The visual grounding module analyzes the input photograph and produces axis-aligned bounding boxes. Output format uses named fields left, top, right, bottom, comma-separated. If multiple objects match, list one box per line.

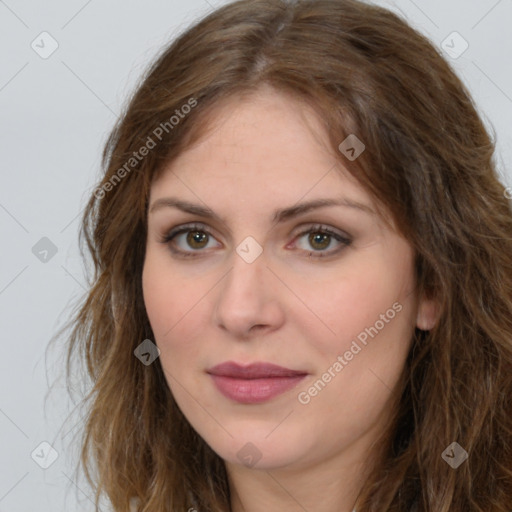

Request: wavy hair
left=64, top=0, right=512, bottom=510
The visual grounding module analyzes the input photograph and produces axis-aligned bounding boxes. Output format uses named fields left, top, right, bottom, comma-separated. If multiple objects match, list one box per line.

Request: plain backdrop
left=1, top=0, right=511, bottom=510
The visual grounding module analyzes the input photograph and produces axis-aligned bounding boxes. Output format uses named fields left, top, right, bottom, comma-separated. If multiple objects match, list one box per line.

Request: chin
left=201, top=424, right=312, bottom=470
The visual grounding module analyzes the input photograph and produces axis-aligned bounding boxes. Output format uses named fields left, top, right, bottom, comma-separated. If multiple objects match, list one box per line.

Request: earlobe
left=416, top=297, right=440, bottom=331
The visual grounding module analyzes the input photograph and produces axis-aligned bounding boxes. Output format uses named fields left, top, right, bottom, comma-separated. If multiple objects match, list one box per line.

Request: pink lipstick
left=207, top=361, right=307, bottom=404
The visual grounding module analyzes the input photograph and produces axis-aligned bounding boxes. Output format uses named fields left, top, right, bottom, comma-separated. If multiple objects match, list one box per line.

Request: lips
left=208, top=361, right=307, bottom=379
left=207, top=361, right=308, bottom=404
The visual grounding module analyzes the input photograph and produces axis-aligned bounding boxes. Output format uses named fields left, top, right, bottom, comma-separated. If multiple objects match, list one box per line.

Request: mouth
left=206, top=361, right=308, bottom=404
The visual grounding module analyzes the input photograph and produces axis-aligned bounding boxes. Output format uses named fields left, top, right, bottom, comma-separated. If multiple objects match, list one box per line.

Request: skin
left=142, top=86, right=438, bottom=512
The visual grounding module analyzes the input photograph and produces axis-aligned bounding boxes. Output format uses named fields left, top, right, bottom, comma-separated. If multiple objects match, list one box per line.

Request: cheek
left=293, top=254, right=412, bottom=357
left=315, top=257, right=416, bottom=397
left=296, top=269, right=415, bottom=435
left=142, top=260, right=175, bottom=336
left=142, top=247, right=195, bottom=334
left=142, top=251, right=209, bottom=366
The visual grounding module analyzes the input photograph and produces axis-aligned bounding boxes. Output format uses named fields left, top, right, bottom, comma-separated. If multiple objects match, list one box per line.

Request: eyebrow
left=149, top=196, right=376, bottom=223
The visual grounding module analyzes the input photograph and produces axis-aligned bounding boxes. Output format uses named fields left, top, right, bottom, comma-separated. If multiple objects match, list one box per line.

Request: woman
left=65, top=0, right=512, bottom=510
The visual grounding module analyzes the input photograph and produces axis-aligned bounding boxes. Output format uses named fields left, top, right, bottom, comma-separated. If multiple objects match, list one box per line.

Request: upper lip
left=207, top=361, right=308, bottom=379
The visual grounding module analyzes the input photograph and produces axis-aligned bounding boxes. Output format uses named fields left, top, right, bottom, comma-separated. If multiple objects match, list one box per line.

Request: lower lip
left=209, top=374, right=307, bottom=404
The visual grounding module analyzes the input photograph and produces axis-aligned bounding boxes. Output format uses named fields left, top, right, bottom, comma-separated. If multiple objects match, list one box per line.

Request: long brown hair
left=63, top=0, right=512, bottom=510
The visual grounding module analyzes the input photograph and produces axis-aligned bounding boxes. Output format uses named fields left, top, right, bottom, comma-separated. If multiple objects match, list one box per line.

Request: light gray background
left=1, top=0, right=511, bottom=510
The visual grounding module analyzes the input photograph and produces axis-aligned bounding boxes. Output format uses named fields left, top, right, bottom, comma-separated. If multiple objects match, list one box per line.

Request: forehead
left=153, top=87, right=365, bottom=199
left=148, top=87, right=398, bottom=233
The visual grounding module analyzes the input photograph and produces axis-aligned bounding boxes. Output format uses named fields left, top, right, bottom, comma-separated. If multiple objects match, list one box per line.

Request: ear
left=416, top=296, right=440, bottom=331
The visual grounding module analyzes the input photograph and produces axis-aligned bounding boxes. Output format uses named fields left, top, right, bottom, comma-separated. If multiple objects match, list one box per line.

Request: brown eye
left=308, top=232, right=331, bottom=250
left=293, top=225, right=352, bottom=258
left=161, top=223, right=221, bottom=257
left=186, top=230, right=209, bottom=249
left=161, top=223, right=351, bottom=260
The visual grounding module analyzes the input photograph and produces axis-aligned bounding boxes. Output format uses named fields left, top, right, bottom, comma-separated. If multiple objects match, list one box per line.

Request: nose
left=213, top=247, right=286, bottom=340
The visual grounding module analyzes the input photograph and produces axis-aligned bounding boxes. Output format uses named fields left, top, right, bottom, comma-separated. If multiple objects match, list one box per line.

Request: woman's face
left=142, top=87, right=436, bottom=472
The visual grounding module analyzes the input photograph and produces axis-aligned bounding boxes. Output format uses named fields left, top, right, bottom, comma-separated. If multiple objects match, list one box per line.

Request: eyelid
left=160, top=221, right=352, bottom=258
left=160, top=222, right=222, bottom=255
left=289, top=224, right=352, bottom=256
left=291, top=223, right=350, bottom=241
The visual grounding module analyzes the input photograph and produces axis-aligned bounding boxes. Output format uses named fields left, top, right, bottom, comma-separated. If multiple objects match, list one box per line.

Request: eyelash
left=160, top=222, right=352, bottom=259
